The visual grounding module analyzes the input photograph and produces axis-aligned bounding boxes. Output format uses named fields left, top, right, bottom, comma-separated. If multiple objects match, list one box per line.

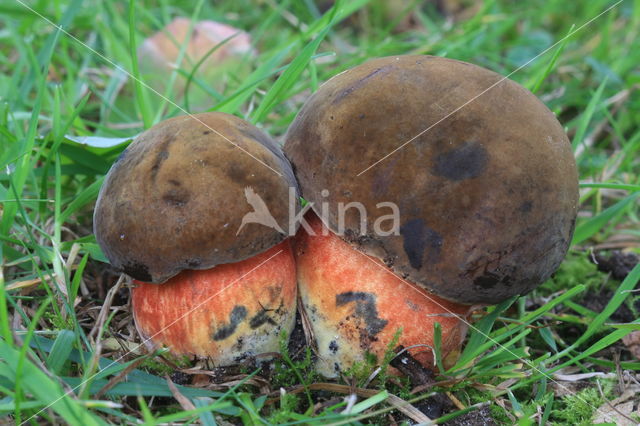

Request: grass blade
left=574, top=262, right=640, bottom=346
left=250, top=6, right=338, bottom=123
left=572, top=77, right=608, bottom=154
left=572, top=192, right=640, bottom=245
left=128, top=0, right=153, bottom=128
left=46, top=329, right=76, bottom=375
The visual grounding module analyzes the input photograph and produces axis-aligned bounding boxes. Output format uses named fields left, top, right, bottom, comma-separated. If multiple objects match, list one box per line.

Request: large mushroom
left=94, top=112, right=299, bottom=364
left=294, top=212, right=469, bottom=377
left=285, top=55, right=578, bottom=376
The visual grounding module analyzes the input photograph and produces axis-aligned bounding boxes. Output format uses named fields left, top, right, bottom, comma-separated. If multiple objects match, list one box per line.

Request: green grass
left=1, top=0, right=639, bottom=424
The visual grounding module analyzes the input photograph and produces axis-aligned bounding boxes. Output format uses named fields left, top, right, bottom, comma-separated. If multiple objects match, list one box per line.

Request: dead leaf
left=166, top=375, right=196, bottom=411
left=592, top=385, right=640, bottom=425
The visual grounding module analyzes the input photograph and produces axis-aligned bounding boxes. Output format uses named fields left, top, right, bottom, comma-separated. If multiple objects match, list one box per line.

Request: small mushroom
left=285, top=55, right=578, bottom=375
left=132, top=240, right=296, bottom=364
left=94, top=112, right=299, bottom=363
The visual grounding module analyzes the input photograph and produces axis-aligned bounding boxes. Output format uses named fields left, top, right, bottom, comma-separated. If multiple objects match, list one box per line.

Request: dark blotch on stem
left=249, top=310, right=277, bottom=329
left=336, top=291, right=388, bottom=335
left=213, top=306, right=248, bottom=341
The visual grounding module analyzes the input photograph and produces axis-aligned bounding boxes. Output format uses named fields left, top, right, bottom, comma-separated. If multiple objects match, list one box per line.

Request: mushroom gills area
left=294, top=214, right=469, bottom=378
left=132, top=241, right=296, bottom=365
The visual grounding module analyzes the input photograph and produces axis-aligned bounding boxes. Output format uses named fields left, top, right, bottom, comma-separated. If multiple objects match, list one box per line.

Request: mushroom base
left=132, top=241, right=297, bottom=366
left=294, top=214, right=469, bottom=378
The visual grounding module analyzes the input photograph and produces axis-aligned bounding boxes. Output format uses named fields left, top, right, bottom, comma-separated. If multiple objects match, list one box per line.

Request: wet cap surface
left=94, top=112, right=299, bottom=283
left=285, top=55, right=579, bottom=304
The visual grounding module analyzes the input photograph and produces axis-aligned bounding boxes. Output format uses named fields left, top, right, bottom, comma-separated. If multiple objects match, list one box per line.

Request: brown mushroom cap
left=284, top=55, right=578, bottom=305
left=94, top=112, right=299, bottom=283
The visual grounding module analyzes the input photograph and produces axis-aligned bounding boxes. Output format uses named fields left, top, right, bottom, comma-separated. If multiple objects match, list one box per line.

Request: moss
left=540, top=251, right=604, bottom=294
left=267, top=392, right=301, bottom=423
left=140, top=358, right=175, bottom=376
left=271, top=331, right=317, bottom=389
left=343, top=351, right=379, bottom=386
left=550, top=381, right=614, bottom=425
left=44, top=312, right=74, bottom=331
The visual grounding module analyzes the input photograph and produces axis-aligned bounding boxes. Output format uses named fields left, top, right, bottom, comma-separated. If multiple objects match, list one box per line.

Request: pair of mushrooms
left=94, top=56, right=578, bottom=376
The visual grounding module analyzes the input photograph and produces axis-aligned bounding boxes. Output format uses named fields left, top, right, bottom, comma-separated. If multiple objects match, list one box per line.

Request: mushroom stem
left=132, top=240, right=297, bottom=365
left=293, top=213, right=470, bottom=378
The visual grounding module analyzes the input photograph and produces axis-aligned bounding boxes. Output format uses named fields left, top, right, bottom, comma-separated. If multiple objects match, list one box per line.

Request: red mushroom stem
left=293, top=213, right=470, bottom=377
left=132, top=240, right=297, bottom=365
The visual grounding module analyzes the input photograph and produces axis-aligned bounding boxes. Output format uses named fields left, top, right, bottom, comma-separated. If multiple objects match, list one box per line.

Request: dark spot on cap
left=168, top=179, right=181, bottom=186
left=400, top=219, right=443, bottom=270
left=519, top=200, right=533, bottom=213
left=474, top=272, right=500, bottom=289
left=249, top=309, right=277, bottom=329
left=329, top=340, right=339, bottom=354
left=150, top=150, right=169, bottom=181
left=149, top=133, right=176, bottom=181
left=203, top=130, right=211, bottom=135
left=432, top=141, right=488, bottom=181
left=474, top=272, right=513, bottom=289
left=213, top=305, right=247, bottom=341
left=332, top=65, right=392, bottom=104
left=226, top=162, right=247, bottom=183
left=162, top=188, right=190, bottom=207
left=336, top=291, right=388, bottom=335
left=123, top=261, right=152, bottom=282
left=186, top=258, right=201, bottom=268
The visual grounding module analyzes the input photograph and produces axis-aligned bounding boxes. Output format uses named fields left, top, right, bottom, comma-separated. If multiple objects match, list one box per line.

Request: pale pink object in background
left=138, top=17, right=254, bottom=110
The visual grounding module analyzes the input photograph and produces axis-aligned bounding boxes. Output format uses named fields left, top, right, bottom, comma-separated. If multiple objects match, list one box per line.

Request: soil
left=443, top=406, right=497, bottom=426
left=593, top=251, right=639, bottom=281
left=287, top=310, right=312, bottom=362
left=390, top=345, right=452, bottom=419
left=584, top=289, right=636, bottom=323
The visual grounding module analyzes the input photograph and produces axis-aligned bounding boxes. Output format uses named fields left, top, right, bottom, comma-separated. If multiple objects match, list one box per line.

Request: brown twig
left=596, top=379, right=638, bottom=424
left=166, top=375, right=196, bottom=411
left=89, top=274, right=126, bottom=341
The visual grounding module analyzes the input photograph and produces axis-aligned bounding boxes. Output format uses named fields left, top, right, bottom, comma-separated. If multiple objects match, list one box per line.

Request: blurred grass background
left=0, top=0, right=639, bottom=424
